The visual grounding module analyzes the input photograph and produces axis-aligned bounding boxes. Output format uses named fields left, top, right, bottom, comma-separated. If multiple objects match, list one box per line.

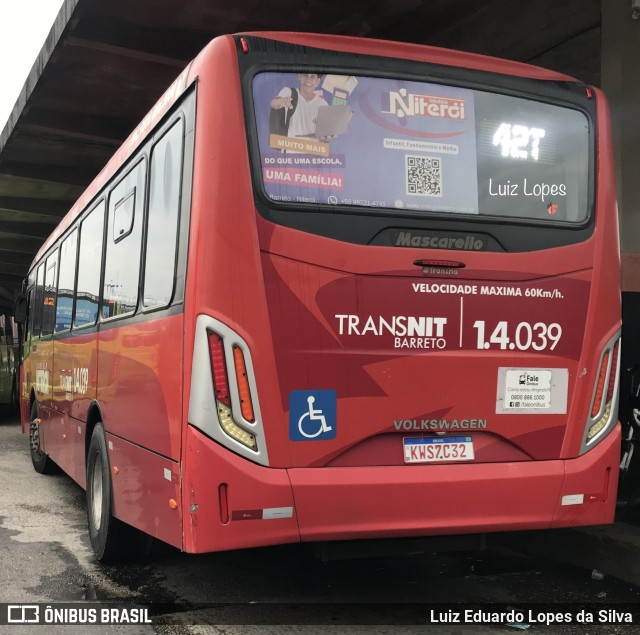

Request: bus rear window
left=251, top=72, right=590, bottom=223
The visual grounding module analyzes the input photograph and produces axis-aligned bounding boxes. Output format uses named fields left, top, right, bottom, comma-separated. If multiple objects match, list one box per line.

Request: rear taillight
left=590, top=350, right=610, bottom=419
left=233, top=345, right=255, bottom=422
left=208, top=331, right=230, bottom=406
left=207, top=329, right=257, bottom=451
left=585, top=336, right=620, bottom=448
left=607, top=343, right=619, bottom=403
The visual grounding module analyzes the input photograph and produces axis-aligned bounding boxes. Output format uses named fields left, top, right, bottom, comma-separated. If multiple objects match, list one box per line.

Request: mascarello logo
left=394, top=231, right=486, bottom=251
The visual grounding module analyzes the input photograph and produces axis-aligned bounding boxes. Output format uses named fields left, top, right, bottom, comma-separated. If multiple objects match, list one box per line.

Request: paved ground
left=498, top=523, right=640, bottom=589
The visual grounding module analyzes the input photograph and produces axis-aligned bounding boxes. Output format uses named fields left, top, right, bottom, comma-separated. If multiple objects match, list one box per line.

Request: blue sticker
left=289, top=390, right=337, bottom=441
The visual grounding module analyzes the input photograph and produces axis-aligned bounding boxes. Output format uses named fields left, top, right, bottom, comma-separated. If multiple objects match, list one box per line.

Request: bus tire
left=86, top=423, right=128, bottom=562
left=29, top=402, right=56, bottom=474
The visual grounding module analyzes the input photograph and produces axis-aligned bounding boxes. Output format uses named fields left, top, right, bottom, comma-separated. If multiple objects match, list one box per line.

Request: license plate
left=403, top=436, right=474, bottom=464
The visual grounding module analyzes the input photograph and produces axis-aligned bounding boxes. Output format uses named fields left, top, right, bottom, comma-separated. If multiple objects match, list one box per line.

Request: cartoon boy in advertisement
left=253, top=72, right=479, bottom=210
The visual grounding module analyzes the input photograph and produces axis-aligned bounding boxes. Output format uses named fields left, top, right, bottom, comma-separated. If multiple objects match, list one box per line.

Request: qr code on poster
left=405, top=155, right=442, bottom=197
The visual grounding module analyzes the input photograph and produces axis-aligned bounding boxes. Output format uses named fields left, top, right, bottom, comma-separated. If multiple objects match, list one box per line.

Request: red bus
left=17, top=32, right=621, bottom=561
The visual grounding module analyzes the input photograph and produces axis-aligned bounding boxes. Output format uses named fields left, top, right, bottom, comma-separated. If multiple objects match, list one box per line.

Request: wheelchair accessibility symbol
left=289, top=390, right=337, bottom=441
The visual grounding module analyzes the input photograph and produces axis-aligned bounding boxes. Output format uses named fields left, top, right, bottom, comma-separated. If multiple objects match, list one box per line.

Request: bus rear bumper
left=183, top=423, right=620, bottom=552
left=290, top=424, right=621, bottom=541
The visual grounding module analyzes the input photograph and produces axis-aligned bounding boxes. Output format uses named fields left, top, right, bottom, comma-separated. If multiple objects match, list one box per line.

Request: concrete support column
left=601, top=0, right=640, bottom=289
left=602, top=1, right=640, bottom=411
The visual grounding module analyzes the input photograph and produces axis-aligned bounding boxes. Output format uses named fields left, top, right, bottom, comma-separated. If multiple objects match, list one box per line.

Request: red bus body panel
left=180, top=34, right=620, bottom=551
left=97, top=315, right=184, bottom=461
left=106, top=430, right=182, bottom=547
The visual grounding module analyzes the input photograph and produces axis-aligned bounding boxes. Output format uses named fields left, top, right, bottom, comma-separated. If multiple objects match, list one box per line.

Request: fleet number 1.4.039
left=473, top=320, right=562, bottom=351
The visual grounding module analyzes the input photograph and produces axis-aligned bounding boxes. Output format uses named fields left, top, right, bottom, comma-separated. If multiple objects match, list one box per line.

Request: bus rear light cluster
left=207, top=330, right=257, bottom=451
left=190, top=316, right=268, bottom=465
left=584, top=336, right=620, bottom=449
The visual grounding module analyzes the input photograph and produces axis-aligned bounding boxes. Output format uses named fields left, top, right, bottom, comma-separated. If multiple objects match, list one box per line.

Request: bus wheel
left=86, top=424, right=156, bottom=561
left=86, top=423, right=123, bottom=561
left=86, top=422, right=152, bottom=561
left=29, top=402, right=55, bottom=474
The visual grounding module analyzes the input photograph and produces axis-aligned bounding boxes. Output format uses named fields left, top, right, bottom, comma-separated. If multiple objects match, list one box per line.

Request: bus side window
left=143, top=119, right=185, bottom=309
left=102, top=159, right=146, bottom=319
left=33, top=264, right=45, bottom=339
left=41, top=251, right=59, bottom=338
left=56, top=230, right=78, bottom=334
left=75, top=201, right=105, bottom=329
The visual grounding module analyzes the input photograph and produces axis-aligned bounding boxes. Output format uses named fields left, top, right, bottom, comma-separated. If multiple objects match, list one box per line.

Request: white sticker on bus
left=35, top=369, right=49, bottom=395
left=496, top=368, right=568, bottom=415
left=60, top=373, right=73, bottom=401
left=505, top=370, right=552, bottom=409
left=73, top=367, right=89, bottom=395
left=263, top=507, right=294, bottom=519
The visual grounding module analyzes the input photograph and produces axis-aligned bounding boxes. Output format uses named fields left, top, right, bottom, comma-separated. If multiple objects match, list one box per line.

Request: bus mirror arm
left=14, top=295, right=27, bottom=324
